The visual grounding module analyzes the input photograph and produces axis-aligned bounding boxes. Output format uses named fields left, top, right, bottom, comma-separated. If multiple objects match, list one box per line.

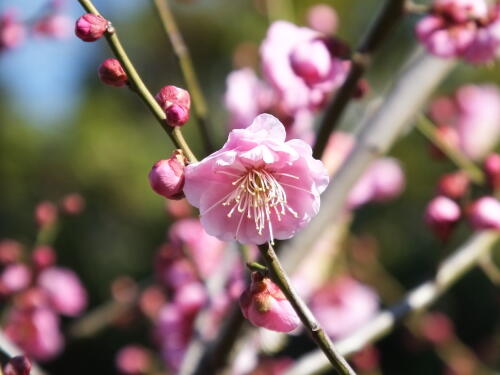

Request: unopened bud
left=3, top=356, right=31, bottom=375
left=60, top=193, right=85, bottom=215
left=420, top=312, right=454, bottom=344
left=290, top=38, right=332, bottom=85
left=148, top=150, right=186, bottom=199
left=306, top=4, right=338, bottom=35
left=75, top=13, right=108, bottom=42
left=436, top=171, right=470, bottom=200
left=155, top=86, right=191, bottom=127
left=467, top=196, right=500, bottom=230
left=239, top=272, right=300, bottom=333
left=115, top=345, right=151, bottom=375
left=32, top=246, right=56, bottom=269
left=34, top=201, right=58, bottom=228
left=484, top=153, right=500, bottom=191
left=425, top=196, right=461, bottom=241
left=98, top=58, right=128, bottom=87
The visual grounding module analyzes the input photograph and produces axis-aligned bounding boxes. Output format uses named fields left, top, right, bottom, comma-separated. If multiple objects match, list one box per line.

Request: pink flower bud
left=34, top=201, right=58, bottom=228
left=33, top=14, right=72, bottom=39
left=74, top=13, right=108, bottom=42
left=3, top=356, right=31, bottom=375
left=0, top=240, right=22, bottom=265
left=467, top=196, right=500, bottom=230
left=155, top=86, right=191, bottom=127
left=239, top=272, right=300, bottom=333
left=173, top=282, right=207, bottom=315
left=0, top=11, right=26, bottom=52
left=0, top=264, right=31, bottom=294
left=425, top=196, right=461, bottom=241
left=306, top=4, right=338, bottom=35
left=483, top=153, right=500, bottom=191
left=98, top=58, right=128, bottom=87
left=60, top=193, right=85, bottom=215
left=290, top=38, right=332, bottom=85
left=32, top=246, right=56, bottom=270
left=436, top=171, right=470, bottom=199
left=419, top=312, right=454, bottom=344
left=148, top=150, right=186, bottom=199
left=115, top=345, right=151, bottom=375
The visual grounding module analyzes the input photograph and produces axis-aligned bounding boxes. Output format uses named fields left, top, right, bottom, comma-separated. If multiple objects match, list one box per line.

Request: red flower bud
left=155, top=86, right=191, bottom=127
left=149, top=150, right=186, bottom=199
left=98, top=58, right=128, bottom=87
left=75, top=13, right=108, bottom=42
left=34, top=201, right=58, bottom=228
left=436, top=171, right=470, bottom=200
left=483, top=153, right=500, bottom=191
left=425, top=196, right=461, bottom=241
left=32, top=246, right=56, bottom=269
left=239, top=272, right=300, bottom=333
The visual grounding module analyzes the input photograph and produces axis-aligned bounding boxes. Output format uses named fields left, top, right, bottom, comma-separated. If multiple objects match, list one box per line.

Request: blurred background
left=0, top=0, right=499, bottom=374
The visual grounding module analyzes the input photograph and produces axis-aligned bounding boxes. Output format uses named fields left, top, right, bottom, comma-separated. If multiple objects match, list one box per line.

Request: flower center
left=222, top=169, right=298, bottom=243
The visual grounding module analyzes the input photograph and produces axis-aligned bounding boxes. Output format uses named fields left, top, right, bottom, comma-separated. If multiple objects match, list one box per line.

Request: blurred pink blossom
left=306, top=4, right=338, bottom=35
left=115, top=345, right=152, bottom=375
left=309, top=276, right=379, bottom=339
left=240, top=272, right=300, bottom=333
left=3, top=356, right=32, bottom=375
left=436, top=171, right=470, bottom=200
left=0, top=240, right=22, bottom=264
left=4, top=307, right=64, bottom=361
left=169, top=218, right=225, bottom=277
left=0, top=264, right=31, bottom=294
left=425, top=196, right=461, bottom=241
left=173, top=282, right=207, bottom=315
left=260, top=21, right=350, bottom=114
left=467, top=196, right=500, bottom=230
left=38, top=267, right=87, bottom=316
left=60, top=193, right=85, bottom=215
left=483, top=153, right=500, bottom=191
left=33, top=14, right=72, bottom=39
left=184, top=114, right=329, bottom=245
left=0, top=11, right=25, bottom=52
left=32, top=246, right=57, bottom=270
left=34, top=201, right=58, bottom=228
left=419, top=312, right=455, bottom=344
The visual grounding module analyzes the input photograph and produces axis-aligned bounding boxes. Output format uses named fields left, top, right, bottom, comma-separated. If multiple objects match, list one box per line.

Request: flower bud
left=306, top=4, right=338, bottom=35
left=32, top=246, right=56, bottom=269
left=75, top=13, right=108, bottom=42
left=115, top=345, right=151, bottom=375
left=60, top=193, right=85, bottom=215
left=34, top=201, right=58, bottom=228
left=425, top=196, right=461, bottom=241
left=239, top=272, right=300, bottom=333
left=467, top=196, right=500, bottom=230
left=419, top=312, right=454, bottom=344
left=155, top=86, right=191, bottom=127
left=0, top=264, right=31, bottom=294
left=0, top=11, right=26, bottom=52
left=3, top=356, right=31, bottom=375
left=98, top=58, right=128, bottom=87
left=290, top=38, right=332, bottom=85
left=483, top=153, right=500, bottom=191
left=436, top=171, right=470, bottom=200
left=149, top=150, right=186, bottom=199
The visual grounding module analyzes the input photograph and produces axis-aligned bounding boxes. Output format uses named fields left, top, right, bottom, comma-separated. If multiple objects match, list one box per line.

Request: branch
left=280, top=49, right=456, bottom=265
left=77, top=0, right=198, bottom=163
left=258, top=243, right=356, bottom=375
left=152, top=0, right=215, bottom=155
left=284, top=231, right=500, bottom=375
left=313, top=0, right=406, bottom=158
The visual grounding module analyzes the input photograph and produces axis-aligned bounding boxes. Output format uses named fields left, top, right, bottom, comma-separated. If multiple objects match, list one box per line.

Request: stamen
left=220, top=168, right=300, bottom=243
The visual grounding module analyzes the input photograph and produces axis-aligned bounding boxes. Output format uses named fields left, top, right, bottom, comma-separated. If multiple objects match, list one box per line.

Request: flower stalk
left=258, top=243, right=356, bottom=375
left=77, top=0, right=198, bottom=163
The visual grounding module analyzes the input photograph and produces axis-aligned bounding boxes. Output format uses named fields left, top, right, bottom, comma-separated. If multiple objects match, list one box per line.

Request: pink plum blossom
left=240, top=272, right=300, bottom=333
left=183, top=114, right=329, bottom=245
left=306, top=4, right=338, bottom=35
left=467, top=196, right=500, bottom=230
left=309, top=276, right=379, bottom=339
left=484, top=153, right=500, bottom=191
left=260, top=21, right=350, bottom=114
left=33, top=14, right=72, bottom=39
left=4, top=307, right=64, bottom=361
left=38, top=267, right=88, bottom=316
left=436, top=171, right=470, bottom=200
left=425, top=196, right=461, bottom=241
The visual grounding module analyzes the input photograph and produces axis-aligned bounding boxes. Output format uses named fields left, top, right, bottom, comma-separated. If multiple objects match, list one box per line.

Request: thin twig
left=258, top=243, right=356, bottom=375
left=284, top=231, right=500, bottom=375
left=416, top=115, right=485, bottom=184
left=313, top=0, right=406, bottom=159
left=152, top=0, right=214, bottom=155
left=77, top=0, right=198, bottom=163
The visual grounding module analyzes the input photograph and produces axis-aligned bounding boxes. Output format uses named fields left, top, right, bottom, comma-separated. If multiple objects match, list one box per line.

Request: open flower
left=183, top=114, right=329, bottom=245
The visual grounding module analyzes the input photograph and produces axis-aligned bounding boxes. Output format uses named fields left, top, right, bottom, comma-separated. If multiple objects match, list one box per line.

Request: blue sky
left=0, top=0, right=143, bottom=126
